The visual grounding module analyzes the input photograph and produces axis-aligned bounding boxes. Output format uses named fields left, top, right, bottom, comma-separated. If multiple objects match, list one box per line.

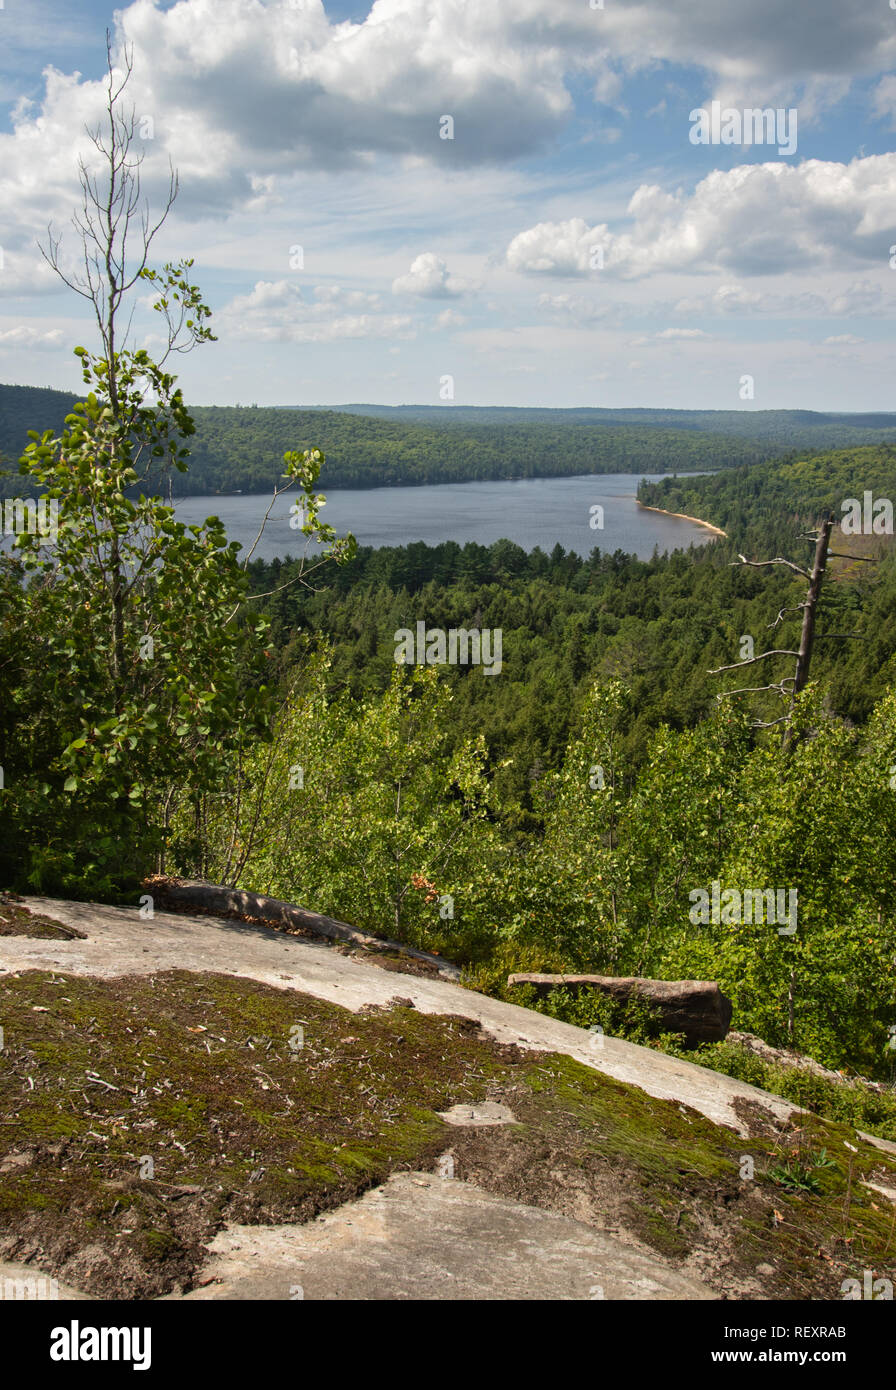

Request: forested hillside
left=638, top=444, right=896, bottom=543
left=196, top=517, right=896, bottom=1080
left=247, top=518, right=896, bottom=818
left=181, top=409, right=764, bottom=492
left=327, top=401, right=896, bottom=444
left=3, top=382, right=896, bottom=498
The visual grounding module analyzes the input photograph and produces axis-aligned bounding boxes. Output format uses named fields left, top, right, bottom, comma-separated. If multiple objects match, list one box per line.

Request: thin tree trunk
left=783, top=517, right=833, bottom=749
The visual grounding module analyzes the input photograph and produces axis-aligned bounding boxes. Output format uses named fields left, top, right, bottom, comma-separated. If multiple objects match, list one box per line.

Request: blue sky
left=1, top=0, right=895, bottom=409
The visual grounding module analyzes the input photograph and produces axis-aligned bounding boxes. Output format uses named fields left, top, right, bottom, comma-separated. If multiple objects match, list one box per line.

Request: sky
left=0, top=0, right=895, bottom=410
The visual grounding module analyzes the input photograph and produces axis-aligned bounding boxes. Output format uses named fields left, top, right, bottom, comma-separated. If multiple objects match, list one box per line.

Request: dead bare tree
left=709, top=515, right=871, bottom=747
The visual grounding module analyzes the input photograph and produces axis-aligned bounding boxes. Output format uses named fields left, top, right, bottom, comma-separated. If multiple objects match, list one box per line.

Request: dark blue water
left=172, top=473, right=718, bottom=561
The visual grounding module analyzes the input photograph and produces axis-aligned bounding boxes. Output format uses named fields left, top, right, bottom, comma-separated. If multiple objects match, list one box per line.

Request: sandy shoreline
left=636, top=501, right=727, bottom=538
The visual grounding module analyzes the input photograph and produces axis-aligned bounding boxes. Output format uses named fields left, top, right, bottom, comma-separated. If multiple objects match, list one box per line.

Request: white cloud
left=507, top=155, right=896, bottom=280
left=0, top=325, right=64, bottom=349
left=392, top=253, right=473, bottom=299
left=592, top=0, right=896, bottom=112
left=313, top=286, right=383, bottom=310
left=508, top=219, right=610, bottom=276
left=2, top=0, right=891, bottom=239
left=823, top=334, right=864, bottom=345
left=215, top=280, right=414, bottom=343
left=666, top=279, right=895, bottom=318
left=872, top=74, right=896, bottom=127
left=828, top=280, right=890, bottom=315
left=536, top=292, right=613, bottom=326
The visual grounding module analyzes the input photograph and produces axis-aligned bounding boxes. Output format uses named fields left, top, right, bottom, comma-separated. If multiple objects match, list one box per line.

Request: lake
left=171, top=473, right=718, bottom=561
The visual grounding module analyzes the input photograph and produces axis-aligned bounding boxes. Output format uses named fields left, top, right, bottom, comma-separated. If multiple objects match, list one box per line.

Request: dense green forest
left=639, top=444, right=896, bottom=543
left=246, top=514, right=896, bottom=814
left=4, top=382, right=896, bottom=498
left=181, top=409, right=763, bottom=492
left=324, top=401, right=896, bottom=442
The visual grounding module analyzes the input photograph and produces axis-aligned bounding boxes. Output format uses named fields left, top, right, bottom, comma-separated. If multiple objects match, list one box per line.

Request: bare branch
left=717, top=682, right=794, bottom=698
left=709, top=650, right=800, bottom=675
left=37, top=28, right=180, bottom=367
left=730, top=554, right=810, bottom=578
left=767, top=604, right=805, bottom=630
left=238, top=480, right=297, bottom=573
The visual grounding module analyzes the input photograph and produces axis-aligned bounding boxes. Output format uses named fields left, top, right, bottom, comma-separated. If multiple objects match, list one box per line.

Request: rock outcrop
left=507, top=974, right=732, bottom=1046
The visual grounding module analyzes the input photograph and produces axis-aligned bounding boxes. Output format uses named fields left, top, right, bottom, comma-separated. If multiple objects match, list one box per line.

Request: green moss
left=2, top=967, right=896, bottom=1300
left=683, top=1039, right=896, bottom=1143
left=508, top=1051, right=896, bottom=1290
left=141, top=1229, right=180, bottom=1261
left=0, top=969, right=513, bottom=1282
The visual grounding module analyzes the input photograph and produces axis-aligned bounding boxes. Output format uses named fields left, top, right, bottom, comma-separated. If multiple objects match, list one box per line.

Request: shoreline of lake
left=636, top=501, right=727, bottom=537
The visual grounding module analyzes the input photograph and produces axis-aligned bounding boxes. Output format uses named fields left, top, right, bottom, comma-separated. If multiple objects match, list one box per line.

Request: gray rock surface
left=172, top=1172, right=718, bottom=1302
left=2, top=896, right=799, bottom=1135
left=437, top=1101, right=517, bottom=1126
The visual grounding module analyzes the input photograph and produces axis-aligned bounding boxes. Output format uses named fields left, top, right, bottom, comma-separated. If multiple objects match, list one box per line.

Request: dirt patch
left=0, top=895, right=86, bottom=940
left=351, top=950, right=445, bottom=980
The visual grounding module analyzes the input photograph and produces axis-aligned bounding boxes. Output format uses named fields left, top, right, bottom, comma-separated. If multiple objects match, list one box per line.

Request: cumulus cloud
left=312, top=286, right=383, bottom=310
left=591, top=0, right=896, bottom=111
left=507, top=156, right=896, bottom=280
left=215, top=280, right=414, bottom=343
left=0, top=325, right=64, bottom=349
left=1, top=0, right=893, bottom=237
left=508, top=219, right=610, bottom=276
left=392, top=253, right=473, bottom=299
left=110, top=0, right=578, bottom=180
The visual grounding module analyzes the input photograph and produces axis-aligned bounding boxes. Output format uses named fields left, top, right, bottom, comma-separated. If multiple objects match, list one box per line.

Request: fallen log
left=144, top=877, right=461, bottom=981
left=506, top=973, right=732, bottom=1046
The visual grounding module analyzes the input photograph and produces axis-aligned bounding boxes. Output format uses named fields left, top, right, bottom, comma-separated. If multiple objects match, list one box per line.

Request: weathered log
left=144, top=877, right=461, bottom=981
left=506, top=974, right=732, bottom=1046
